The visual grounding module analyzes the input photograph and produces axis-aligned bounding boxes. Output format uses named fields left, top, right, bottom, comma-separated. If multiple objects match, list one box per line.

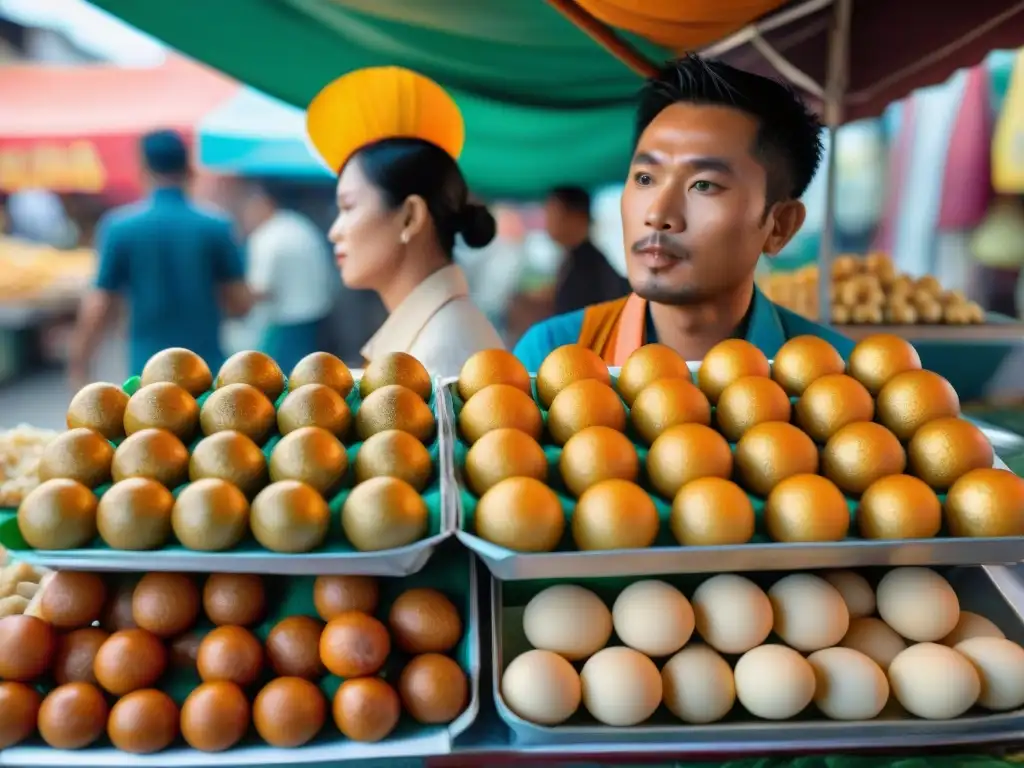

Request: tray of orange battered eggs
left=492, top=564, right=1024, bottom=750
left=0, top=541, right=479, bottom=765
left=443, top=334, right=1024, bottom=580
left=2, top=347, right=455, bottom=576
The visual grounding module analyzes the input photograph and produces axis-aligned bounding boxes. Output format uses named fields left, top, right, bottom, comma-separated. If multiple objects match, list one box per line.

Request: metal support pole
left=817, top=0, right=853, bottom=326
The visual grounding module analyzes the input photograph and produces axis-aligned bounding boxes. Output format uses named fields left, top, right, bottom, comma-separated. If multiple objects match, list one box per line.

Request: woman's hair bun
left=459, top=203, right=497, bottom=249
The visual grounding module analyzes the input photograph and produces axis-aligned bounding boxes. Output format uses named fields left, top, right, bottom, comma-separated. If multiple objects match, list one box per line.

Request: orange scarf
left=578, top=293, right=648, bottom=365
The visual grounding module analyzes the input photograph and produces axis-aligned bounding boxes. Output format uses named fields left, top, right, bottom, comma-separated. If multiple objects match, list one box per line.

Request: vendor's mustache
left=631, top=234, right=689, bottom=260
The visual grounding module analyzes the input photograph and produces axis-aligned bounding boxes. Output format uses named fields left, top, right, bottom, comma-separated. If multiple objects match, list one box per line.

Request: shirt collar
left=744, top=284, right=788, bottom=356
left=361, top=264, right=470, bottom=359
left=152, top=187, right=185, bottom=203
left=645, top=284, right=787, bottom=354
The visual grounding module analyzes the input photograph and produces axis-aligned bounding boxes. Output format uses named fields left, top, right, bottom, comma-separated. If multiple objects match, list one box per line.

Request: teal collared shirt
left=95, top=187, right=245, bottom=376
left=513, top=286, right=855, bottom=371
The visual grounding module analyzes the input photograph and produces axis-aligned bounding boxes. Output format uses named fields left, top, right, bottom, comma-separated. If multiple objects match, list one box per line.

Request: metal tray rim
left=447, top=552, right=481, bottom=740
left=435, top=376, right=460, bottom=538
left=460, top=531, right=1024, bottom=580
left=0, top=729, right=452, bottom=767
left=7, top=532, right=449, bottom=576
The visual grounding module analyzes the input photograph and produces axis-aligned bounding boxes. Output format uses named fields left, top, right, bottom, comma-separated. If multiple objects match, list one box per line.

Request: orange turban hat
left=306, top=66, right=465, bottom=174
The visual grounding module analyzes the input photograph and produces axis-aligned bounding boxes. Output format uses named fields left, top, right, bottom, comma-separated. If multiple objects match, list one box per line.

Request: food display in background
left=0, top=555, right=472, bottom=753
left=0, top=425, right=60, bottom=508
left=498, top=566, right=1024, bottom=728
left=0, top=240, right=96, bottom=302
left=0, top=548, right=48, bottom=618
left=758, top=252, right=986, bottom=325
left=4, top=348, right=446, bottom=556
left=451, top=337, right=1022, bottom=558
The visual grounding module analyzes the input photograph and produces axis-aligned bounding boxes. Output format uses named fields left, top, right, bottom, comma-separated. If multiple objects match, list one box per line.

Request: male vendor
left=514, top=55, right=853, bottom=368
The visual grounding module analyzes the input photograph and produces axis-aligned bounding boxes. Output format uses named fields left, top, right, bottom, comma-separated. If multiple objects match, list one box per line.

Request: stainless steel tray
left=490, top=565, right=1024, bottom=751
left=440, top=371, right=1024, bottom=581
left=5, top=538, right=447, bottom=577
left=0, top=547, right=480, bottom=767
left=2, top=377, right=457, bottom=578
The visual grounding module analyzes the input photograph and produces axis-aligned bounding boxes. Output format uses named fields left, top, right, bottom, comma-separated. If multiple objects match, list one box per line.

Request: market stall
left=3, top=0, right=1021, bottom=763
left=0, top=56, right=239, bottom=381
left=157, top=0, right=1024, bottom=402
left=196, top=87, right=329, bottom=179
left=0, top=56, right=236, bottom=202
left=0, top=342, right=1022, bottom=765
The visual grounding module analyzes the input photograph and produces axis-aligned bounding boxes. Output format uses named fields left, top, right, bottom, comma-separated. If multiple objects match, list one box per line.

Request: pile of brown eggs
left=0, top=570, right=467, bottom=753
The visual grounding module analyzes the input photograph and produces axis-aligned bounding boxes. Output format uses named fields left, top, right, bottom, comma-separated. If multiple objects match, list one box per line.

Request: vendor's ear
left=400, top=194, right=430, bottom=243
left=762, top=200, right=806, bottom=256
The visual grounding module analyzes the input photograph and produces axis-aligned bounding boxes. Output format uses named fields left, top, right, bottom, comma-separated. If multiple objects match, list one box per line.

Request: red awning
left=0, top=57, right=237, bottom=198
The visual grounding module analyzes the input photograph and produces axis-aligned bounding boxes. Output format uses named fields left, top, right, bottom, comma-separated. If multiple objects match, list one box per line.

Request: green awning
left=86, top=0, right=1024, bottom=199
left=87, top=0, right=670, bottom=199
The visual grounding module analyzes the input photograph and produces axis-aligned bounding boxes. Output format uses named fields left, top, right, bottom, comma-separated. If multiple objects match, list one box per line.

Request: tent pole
left=544, top=0, right=659, bottom=77
left=817, top=0, right=853, bottom=326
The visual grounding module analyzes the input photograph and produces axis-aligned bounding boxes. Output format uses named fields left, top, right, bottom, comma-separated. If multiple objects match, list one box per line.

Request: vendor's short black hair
left=636, top=54, right=824, bottom=203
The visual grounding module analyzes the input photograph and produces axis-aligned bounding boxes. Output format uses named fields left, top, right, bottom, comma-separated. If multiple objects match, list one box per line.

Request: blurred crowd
left=1, top=130, right=632, bottom=380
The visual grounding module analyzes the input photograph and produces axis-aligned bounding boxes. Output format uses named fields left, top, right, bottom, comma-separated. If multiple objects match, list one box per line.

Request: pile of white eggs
left=499, top=567, right=1024, bottom=727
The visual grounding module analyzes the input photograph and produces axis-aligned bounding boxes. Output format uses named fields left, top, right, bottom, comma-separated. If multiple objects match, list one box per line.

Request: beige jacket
left=361, top=264, right=504, bottom=379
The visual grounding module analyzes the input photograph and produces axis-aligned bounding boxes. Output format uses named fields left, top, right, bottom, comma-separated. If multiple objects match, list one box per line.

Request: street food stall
left=1, top=0, right=1023, bottom=765
left=0, top=56, right=236, bottom=202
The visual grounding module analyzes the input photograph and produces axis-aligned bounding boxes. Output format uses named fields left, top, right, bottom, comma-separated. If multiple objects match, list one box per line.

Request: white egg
left=941, top=611, right=1005, bottom=647
left=523, top=584, right=613, bottom=660
left=501, top=649, right=582, bottom=725
left=823, top=570, right=876, bottom=619
left=876, top=568, right=960, bottom=642
left=769, top=573, right=850, bottom=652
left=580, top=646, right=662, bottom=726
left=661, top=644, right=735, bottom=724
left=735, top=644, right=816, bottom=720
left=840, top=617, right=907, bottom=671
left=955, top=637, right=1024, bottom=711
left=888, top=642, right=980, bottom=719
left=613, top=580, right=694, bottom=657
left=692, top=574, right=773, bottom=654
left=807, top=646, right=889, bottom=720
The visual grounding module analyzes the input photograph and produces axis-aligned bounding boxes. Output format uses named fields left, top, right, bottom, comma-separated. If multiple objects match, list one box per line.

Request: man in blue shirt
left=69, top=130, right=253, bottom=386
left=514, top=55, right=853, bottom=370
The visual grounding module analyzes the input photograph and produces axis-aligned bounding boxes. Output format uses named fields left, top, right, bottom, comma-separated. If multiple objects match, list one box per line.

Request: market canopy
left=198, top=87, right=330, bottom=179
left=0, top=57, right=236, bottom=198
left=87, top=0, right=1024, bottom=199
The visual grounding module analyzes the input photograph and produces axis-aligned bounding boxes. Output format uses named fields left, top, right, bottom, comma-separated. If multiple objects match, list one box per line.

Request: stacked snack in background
left=452, top=335, right=1024, bottom=554
left=0, top=425, right=59, bottom=509
left=499, top=567, right=1024, bottom=726
left=11, top=347, right=443, bottom=555
left=759, top=252, right=986, bottom=325
left=0, top=241, right=96, bottom=303
left=0, top=567, right=470, bottom=753
left=0, top=548, right=48, bottom=617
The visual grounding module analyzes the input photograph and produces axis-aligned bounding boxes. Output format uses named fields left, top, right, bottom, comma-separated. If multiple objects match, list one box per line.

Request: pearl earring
left=400, top=232, right=409, bottom=245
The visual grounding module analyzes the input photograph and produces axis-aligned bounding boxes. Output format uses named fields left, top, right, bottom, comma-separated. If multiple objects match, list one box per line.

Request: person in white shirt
left=238, top=182, right=338, bottom=373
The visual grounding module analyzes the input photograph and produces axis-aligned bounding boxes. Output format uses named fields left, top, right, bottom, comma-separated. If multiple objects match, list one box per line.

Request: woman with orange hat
left=306, top=67, right=504, bottom=377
